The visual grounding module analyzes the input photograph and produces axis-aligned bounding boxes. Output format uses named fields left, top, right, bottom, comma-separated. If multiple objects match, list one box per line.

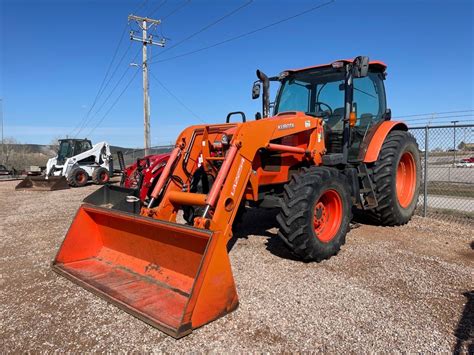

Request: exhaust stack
left=256, top=70, right=270, bottom=118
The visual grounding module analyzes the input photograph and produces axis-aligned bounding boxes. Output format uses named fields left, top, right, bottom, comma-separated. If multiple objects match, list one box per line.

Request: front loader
left=53, top=56, right=421, bottom=337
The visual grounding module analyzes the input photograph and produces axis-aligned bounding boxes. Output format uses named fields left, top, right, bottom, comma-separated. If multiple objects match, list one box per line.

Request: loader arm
left=146, top=111, right=325, bottom=238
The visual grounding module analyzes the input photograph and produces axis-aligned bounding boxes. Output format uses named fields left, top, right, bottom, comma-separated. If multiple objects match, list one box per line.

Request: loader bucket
left=52, top=205, right=238, bottom=338
left=15, top=176, right=70, bottom=191
left=82, top=184, right=141, bottom=214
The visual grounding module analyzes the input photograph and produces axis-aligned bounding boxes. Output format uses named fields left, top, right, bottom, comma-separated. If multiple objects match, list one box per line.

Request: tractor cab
left=57, top=139, right=93, bottom=165
left=253, top=57, right=390, bottom=162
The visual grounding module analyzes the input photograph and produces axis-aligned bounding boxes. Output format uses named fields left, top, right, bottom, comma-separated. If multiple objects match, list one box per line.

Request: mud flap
left=82, top=185, right=141, bottom=214
left=52, top=205, right=239, bottom=338
left=15, top=176, right=70, bottom=191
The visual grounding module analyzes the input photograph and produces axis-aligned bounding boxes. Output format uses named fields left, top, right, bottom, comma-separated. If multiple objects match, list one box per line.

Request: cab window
left=277, top=80, right=310, bottom=113
left=75, top=140, right=92, bottom=155
left=353, top=72, right=386, bottom=128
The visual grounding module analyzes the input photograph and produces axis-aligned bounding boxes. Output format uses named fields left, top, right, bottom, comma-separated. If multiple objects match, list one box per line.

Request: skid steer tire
left=277, top=167, right=352, bottom=262
left=92, top=167, right=110, bottom=185
left=366, top=130, right=421, bottom=226
left=67, top=168, right=89, bottom=188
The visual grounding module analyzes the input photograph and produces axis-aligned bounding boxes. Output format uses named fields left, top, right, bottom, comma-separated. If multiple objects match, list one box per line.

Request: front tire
left=277, top=167, right=352, bottom=262
left=368, top=130, right=421, bottom=225
left=67, top=168, right=89, bottom=187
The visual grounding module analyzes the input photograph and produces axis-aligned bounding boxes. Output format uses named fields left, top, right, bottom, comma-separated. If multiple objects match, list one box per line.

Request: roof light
left=279, top=71, right=289, bottom=79
left=331, top=61, right=344, bottom=69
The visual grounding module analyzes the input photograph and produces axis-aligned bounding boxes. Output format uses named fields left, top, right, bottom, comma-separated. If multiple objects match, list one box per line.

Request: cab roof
left=285, top=59, right=387, bottom=74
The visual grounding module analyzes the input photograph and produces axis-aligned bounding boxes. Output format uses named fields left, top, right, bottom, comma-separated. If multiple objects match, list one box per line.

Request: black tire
left=277, top=167, right=352, bottom=262
left=92, top=167, right=110, bottom=185
left=367, top=130, right=421, bottom=226
left=67, top=167, right=89, bottom=187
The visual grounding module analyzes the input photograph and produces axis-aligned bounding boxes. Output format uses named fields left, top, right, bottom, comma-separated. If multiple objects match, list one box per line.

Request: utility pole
left=128, top=15, right=165, bottom=156
left=451, top=120, right=459, bottom=165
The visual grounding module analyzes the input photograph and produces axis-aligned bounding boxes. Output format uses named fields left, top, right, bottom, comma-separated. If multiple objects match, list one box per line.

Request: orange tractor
left=53, top=57, right=420, bottom=337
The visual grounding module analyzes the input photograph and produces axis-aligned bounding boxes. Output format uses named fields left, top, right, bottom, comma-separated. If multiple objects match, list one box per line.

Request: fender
left=361, top=121, right=408, bottom=163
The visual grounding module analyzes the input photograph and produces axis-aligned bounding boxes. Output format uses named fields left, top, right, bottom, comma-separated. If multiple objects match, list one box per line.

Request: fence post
left=423, top=125, right=429, bottom=217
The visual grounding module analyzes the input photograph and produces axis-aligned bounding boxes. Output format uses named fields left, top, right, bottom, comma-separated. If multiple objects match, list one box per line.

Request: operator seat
left=324, top=107, right=344, bottom=153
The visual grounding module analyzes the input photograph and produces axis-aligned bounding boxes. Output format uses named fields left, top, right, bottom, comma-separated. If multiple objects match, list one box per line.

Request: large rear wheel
left=277, top=167, right=352, bottom=262
left=368, top=130, right=421, bottom=225
left=92, top=167, right=110, bottom=185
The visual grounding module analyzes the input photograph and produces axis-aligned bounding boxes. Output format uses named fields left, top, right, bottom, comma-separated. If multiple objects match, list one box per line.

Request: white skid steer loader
left=16, top=138, right=113, bottom=191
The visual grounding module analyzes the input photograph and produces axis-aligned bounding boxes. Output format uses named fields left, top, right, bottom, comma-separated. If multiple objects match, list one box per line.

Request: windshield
left=57, top=141, right=73, bottom=161
left=275, top=68, right=386, bottom=131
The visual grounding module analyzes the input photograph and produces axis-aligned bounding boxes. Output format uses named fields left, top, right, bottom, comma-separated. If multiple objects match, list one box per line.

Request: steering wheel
left=314, top=102, right=333, bottom=117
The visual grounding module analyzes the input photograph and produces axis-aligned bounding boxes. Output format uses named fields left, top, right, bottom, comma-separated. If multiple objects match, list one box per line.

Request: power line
left=151, top=0, right=253, bottom=59
left=161, top=0, right=191, bottom=21
left=393, top=109, right=474, bottom=119
left=149, top=71, right=204, bottom=122
left=404, top=114, right=474, bottom=123
left=133, top=0, right=150, bottom=13
left=74, top=48, right=141, bottom=138
left=96, top=41, right=134, bottom=99
left=69, top=24, right=130, bottom=137
left=149, top=0, right=335, bottom=65
left=87, top=70, right=140, bottom=137
left=408, top=120, right=474, bottom=127
left=148, top=0, right=168, bottom=17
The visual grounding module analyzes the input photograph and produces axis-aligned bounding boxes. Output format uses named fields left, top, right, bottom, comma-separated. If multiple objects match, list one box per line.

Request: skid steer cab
left=16, top=138, right=113, bottom=191
left=53, top=56, right=421, bottom=337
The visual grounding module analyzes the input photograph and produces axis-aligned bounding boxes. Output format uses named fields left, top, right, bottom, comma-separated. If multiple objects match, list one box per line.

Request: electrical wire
left=404, top=114, right=474, bottom=123
left=133, top=0, right=150, bottom=13
left=393, top=109, right=474, bottom=119
left=408, top=119, right=474, bottom=127
left=150, top=0, right=253, bottom=59
left=149, top=71, right=204, bottom=123
left=149, top=0, right=335, bottom=65
left=74, top=48, right=141, bottom=138
left=161, top=0, right=191, bottom=21
left=148, top=0, right=168, bottom=17
left=69, top=24, right=130, bottom=137
left=87, top=70, right=141, bottom=137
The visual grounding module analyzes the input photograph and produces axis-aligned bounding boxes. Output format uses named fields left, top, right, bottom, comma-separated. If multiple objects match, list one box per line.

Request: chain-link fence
left=109, top=127, right=474, bottom=219
left=409, top=124, right=474, bottom=218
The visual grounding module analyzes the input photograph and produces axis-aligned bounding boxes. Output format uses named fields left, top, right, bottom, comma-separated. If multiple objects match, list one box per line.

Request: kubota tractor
left=53, top=56, right=420, bottom=338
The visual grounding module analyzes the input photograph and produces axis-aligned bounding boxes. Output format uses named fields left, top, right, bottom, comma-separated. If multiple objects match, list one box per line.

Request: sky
left=1, top=0, right=473, bottom=147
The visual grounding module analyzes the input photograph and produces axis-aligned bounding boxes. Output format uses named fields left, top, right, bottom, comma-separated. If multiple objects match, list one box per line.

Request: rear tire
left=92, top=167, right=110, bottom=185
left=368, top=130, right=421, bottom=225
left=277, top=167, right=352, bottom=262
left=67, top=167, right=89, bottom=187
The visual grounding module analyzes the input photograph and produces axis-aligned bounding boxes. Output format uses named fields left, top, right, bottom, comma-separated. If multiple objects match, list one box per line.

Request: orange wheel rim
left=313, top=189, right=343, bottom=243
left=100, top=172, right=108, bottom=182
left=396, top=151, right=416, bottom=208
left=77, top=172, right=86, bottom=183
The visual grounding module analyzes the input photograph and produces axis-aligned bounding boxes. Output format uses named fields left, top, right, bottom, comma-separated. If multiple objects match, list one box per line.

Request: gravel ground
left=0, top=180, right=472, bottom=352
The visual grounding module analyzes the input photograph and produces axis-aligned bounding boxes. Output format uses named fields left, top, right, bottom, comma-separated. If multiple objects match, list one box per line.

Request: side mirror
left=252, top=81, right=261, bottom=99
left=353, top=56, right=369, bottom=78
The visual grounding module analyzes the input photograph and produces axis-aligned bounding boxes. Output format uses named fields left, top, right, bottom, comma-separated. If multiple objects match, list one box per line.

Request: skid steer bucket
left=15, top=176, right=70, bottom=191
left=52, top=205, right=238, bottom=338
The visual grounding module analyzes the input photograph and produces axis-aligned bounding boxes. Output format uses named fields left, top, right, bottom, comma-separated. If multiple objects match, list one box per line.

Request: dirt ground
left=0, top=180, right=472, bottom=352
